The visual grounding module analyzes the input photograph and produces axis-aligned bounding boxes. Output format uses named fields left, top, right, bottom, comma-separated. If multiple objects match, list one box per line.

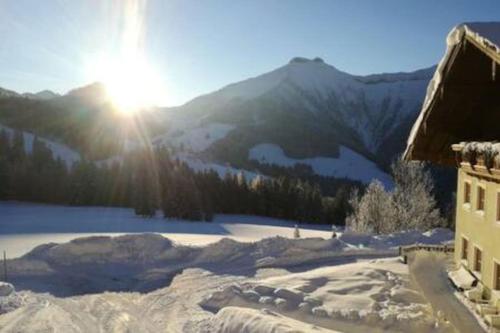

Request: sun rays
left=84, top=0, right=166, bottom=115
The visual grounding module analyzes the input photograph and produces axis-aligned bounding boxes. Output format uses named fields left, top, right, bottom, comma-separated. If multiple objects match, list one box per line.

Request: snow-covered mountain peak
left=191, top=57, right=352, bottom=104
left=288, top=57, right=325, bottom=64
left=165, top=57, right=434, bottom=174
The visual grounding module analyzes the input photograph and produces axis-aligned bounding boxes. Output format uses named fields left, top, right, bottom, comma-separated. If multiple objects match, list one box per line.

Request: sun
left=82, top=0, right=167, bottom=115
left=86, top=55, right=166, bottom=115
left=101, top=58, right=165, bottom=115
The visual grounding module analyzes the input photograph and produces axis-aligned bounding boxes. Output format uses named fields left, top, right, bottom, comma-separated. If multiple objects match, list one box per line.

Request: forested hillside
left=0, top=128, right=355, bottom=224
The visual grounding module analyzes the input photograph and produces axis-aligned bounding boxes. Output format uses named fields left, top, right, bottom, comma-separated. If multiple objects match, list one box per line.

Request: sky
left=0, top=0, right=499, bottom=106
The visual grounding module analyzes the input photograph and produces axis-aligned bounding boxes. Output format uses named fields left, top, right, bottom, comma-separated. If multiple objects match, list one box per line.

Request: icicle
left=492, top=60, right=497, bottom=82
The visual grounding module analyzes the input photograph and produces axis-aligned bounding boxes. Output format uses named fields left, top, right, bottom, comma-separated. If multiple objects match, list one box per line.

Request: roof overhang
left=404, top=22, right=500, bottom=166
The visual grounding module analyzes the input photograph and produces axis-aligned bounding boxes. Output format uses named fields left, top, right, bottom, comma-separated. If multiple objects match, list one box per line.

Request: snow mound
left=0, top=282, right=14, bottom=297
left=5, top=228, right=453, bottom=297
left=25, top=233, right=175, bottom=265
left=339, top=228, right=454, bottom=249
left=202, top=258, right=439, bottom=332
left=249, top=143, right=392, bottom=186
left=210, top=306, right=338, bottom=333
left=6, top=234, right=383, bottom=296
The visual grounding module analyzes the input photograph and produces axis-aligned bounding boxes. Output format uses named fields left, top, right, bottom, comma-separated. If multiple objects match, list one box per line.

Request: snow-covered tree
left=391, top=159, right=444, bottom=231
left=346, top=159, right=444, bottom=234
left=346, top=180, right=395, bottom=234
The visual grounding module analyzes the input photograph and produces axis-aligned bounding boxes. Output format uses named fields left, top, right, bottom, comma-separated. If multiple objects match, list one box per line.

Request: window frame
left=496, top=191, right=500, bottom=223
left=493, top=259, right=500, bottom=291
left=461, top=236, right=469, bottom=261
left=474, top=245, right=483, bottom=273
left=476, top=184, right=486, bottom=215
left=464, top=180, right=472, bottom=208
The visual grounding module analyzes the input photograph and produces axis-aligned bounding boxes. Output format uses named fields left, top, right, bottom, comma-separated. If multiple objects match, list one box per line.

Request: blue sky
left=0, top=0, right=499, bottom=106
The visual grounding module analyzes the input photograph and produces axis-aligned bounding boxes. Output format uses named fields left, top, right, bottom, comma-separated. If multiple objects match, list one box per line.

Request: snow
left=462, top=22, right=500, bottom=54
left=0, top=202, right=331, bottom=258
left=210, top=307, right=339, bottom=333
left=214, top=56, right=426, bottom=120
left=0, top=213, right=456, bottom=333
left=202, top=258, right=447, bottom=332
left=0, top=202, right=454, bottom=259
left=0, top=201, right=455, bottom=331
left=178, top=57, right=430, bottom=155
left=0, top=124, right=80, bottom=166
left=339, top=228, right=454, bottom=249
left=0, top=283, right=14, bottom=297
left=0, top=239, right=448, bottom=332
left=249, top=143, right=393, bottom=186
left=176, top=153, right=260, bottom=180
left=153, top=123, right=235, bottom=153
left=409, top=251, right=486, bottom=333
left=448, top=266, right=476, bottom=290
left=406, top=22, right=500, bottom=157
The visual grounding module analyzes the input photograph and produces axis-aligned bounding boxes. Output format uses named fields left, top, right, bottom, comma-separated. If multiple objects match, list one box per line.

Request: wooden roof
left=404, top=23, right=500, bottom=165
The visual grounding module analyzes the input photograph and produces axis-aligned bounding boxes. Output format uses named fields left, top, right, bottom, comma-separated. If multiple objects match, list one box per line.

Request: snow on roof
left=404, top=22, right=500, bottom=162
left=464, top=22, right=500, bottom=52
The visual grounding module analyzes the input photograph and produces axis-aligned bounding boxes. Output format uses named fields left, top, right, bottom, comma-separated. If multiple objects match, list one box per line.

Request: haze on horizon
left=0, top=0, right=499, bottom=107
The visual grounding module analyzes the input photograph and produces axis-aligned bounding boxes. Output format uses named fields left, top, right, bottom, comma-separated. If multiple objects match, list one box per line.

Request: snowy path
left=408, top=251, right=485, bottom=333
left=0, top=202, right=331, bottom=258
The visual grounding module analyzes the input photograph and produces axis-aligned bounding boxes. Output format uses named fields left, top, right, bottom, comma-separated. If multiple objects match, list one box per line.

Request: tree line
left=0, top=129, right=355, bottom=224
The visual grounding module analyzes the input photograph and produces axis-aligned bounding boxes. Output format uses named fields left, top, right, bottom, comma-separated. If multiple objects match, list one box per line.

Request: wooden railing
left=399, top=243, right=454, bottom=264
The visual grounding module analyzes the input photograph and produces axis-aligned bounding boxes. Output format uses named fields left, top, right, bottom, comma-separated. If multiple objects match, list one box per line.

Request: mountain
left=0, top=87, right=59, bottom=100
left=0, top=87, right=20, bottom=98
left=22, top=90, right=60, bottom=100
left=160, top=57, right=433, bottom=181
left=0, top=58, right=433, bottom=185
left=0, top=83, right=165, bottom=160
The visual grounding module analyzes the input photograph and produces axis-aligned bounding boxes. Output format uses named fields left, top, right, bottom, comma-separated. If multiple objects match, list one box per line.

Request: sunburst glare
left=84, top=0, right=166, bottom=115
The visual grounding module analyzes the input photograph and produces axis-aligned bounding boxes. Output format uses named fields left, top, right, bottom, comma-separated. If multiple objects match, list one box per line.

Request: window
left=464, top=182, right=471, bottom=204
left=477, top=186, right=485, bottom=212
left=461, top=237, right=468, bottom=260
left=474, top=247, right=482, bottom=273
left=495, top=261, right=500, bottom=290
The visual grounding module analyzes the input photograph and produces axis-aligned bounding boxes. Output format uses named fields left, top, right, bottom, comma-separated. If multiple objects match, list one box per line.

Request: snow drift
left=4, top=229, right=453, bottom=297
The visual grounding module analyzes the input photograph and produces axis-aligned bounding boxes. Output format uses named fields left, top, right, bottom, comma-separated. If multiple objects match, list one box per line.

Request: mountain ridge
left=159, top=57, right=433, bottom=173
left=0, top=57, right=433, bottom=184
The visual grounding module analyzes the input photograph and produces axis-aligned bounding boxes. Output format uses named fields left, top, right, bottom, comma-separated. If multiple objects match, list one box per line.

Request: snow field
left=0, top=202, right=331, bottom=258
left=0, top=229, right=455, bottom=332
left=249, top=143, right=393, bottom=186
left=154, top=123, right=235, bottom=153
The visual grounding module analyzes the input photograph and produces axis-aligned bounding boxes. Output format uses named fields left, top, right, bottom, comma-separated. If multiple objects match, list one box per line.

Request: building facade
left=452, top=144, right=500, bottom=300
left=404, top=21, right=500, bottom=315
